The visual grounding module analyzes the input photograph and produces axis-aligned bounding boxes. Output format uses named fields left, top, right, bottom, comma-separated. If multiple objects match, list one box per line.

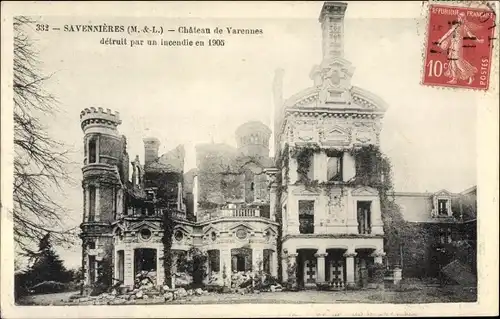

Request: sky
left=22, top=2, right=478, bottom=269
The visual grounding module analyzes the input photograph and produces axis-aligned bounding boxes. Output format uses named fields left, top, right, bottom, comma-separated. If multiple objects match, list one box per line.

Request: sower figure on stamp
left=436, top=12, right=485, bottom=85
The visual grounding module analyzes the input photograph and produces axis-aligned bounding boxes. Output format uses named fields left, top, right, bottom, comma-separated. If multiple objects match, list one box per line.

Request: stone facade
left=270, top=2, right=388, bottom=289
left=79, top=2, right=476, bottom=293
left=394, top=187, right=477, bottom=278
left=80, top=107, right=278, bottom=293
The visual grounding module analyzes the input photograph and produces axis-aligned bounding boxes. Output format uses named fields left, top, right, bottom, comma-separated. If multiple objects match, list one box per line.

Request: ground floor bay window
left=231, top=248, right=252, bottom=272
left=134, top=248, right=157, bottom=276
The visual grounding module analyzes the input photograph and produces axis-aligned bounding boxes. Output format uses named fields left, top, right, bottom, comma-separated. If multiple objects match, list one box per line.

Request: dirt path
left=17, top=291, right=79, bottom=305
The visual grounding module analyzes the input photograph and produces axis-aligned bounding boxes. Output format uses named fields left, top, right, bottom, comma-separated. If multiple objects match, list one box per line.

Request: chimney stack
left=143, top=137, right=160, bottom=167
left=319, top=2, right=348, bottom=65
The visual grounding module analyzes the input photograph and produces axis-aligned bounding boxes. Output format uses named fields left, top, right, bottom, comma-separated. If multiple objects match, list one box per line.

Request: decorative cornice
left=282, top=233, right=384, bottom=240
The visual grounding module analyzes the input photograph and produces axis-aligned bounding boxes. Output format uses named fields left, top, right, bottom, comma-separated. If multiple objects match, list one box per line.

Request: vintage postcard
left=1, top=1, right=498, bottom=318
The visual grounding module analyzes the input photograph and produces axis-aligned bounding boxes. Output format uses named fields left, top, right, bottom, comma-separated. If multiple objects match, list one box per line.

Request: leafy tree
left=15, top=233, right=73, bottom=300
left=28, top=233, right=72, bottom=284
left=162, top=209, right=175, bottom=287
left=178, top=247, right=208, bottom=287
left=13, top=17, right=75, bottom=258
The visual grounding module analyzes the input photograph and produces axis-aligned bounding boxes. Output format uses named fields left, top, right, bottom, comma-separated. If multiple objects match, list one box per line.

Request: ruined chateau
left=79, top=2, right=476, bottom=293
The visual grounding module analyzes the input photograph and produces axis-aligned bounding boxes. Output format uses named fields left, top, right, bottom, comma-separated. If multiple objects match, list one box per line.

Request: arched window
left=88, top=138, right=97, bottom=163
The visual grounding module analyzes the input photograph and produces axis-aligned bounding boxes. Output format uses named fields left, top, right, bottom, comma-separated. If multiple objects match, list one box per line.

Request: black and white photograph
left=1, top=1, right=498, bottom=318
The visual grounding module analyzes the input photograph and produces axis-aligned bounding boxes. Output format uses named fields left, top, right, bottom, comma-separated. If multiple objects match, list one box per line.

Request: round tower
left=235, top=121, right=272, bottom=158
left=80, top=107, right=124, bottom=294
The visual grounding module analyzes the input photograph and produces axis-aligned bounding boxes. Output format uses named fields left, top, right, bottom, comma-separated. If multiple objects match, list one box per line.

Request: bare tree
left=13, top=17, right=76, bottom=258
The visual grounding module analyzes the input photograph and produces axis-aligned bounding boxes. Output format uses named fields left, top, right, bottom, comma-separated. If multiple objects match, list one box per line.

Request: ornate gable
left=434, top=189, right=452, bottom=197
left=229, top=222, right=254, bottom=231
left=320, top=125, right=351, bottom=146
left=203, top=224, right=219, bottom=235
left=128, top=220, right=161, bottom=232
left=352, top=186, right=378, bottom=196
left=174, top=225, right=190, bottom=235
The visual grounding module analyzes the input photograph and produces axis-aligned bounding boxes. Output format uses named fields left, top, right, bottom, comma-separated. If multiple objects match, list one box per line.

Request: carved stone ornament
left=320, top=125, right=351, bottom=146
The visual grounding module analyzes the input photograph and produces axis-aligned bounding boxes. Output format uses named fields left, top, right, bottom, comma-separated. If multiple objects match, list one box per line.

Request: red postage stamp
left=422, top=4, right=497, bottom=90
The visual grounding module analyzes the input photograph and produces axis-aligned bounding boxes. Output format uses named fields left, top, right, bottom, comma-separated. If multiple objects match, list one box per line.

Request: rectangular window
left=209, top=250, right=220, bottom=273
left=439, top=227, right=452, bottom=244
left=357, top=201, right=372, bottom=234
left=297, top=155, right=314, bottom=182
left=88, top=138, right=97, bottom=163
left=438, top=199, right=448, bottom=215
left=89, top=186, right=96, bottom=221
left=298, top=200, right=315, bottom=234
left=327, top=155, right=343, bottom=181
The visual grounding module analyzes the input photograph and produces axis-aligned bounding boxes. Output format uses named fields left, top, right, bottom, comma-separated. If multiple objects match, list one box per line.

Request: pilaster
left=84, top=187, right=89, bottom=222
left=269, top=184, right=277, bottom=221
left=371, top=199, right=384, bottom=235
left=270, top=251, right=278, bottom=277
left=252, top=247, right=263, bottom=273
left=220, top=248, right=232, bottom=287
left=157, top=248, right=165, bottom=286
left=123, top=249, right=134, bottom=286
left=95, top=185, right=100, bottom=221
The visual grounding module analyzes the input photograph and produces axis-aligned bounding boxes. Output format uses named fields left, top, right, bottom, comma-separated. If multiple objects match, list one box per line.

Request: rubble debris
left=206, top=272, right=223, bottom=286
left=270, top=284, right=283, bottom=292
left=175, top=272, right=192, bottom=286
left=71, top=278, right=212, bottom=305
left=164, top=292, right=174, bottom=301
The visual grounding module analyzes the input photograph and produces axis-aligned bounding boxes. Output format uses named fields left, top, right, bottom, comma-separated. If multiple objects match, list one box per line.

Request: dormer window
left=432, top=190, right=453, bottom=218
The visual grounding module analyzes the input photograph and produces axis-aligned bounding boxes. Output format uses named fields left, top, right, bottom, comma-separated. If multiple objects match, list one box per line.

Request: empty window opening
left=88, top=138, right=97, bottom=163
left=231, top=248, right=252, bottom=272
left=327, top=154, right=343, bottom=181
left=88, top=186, right=96, bottom=221
left=299, top=200, right=315, bottom=234
left=207, top=250, right=220, bottom=274
left=357, top=201, right=372, bottom=234
left=134, top=248, right=157, bottom=275
left=438, top=199, right=448, bottom=216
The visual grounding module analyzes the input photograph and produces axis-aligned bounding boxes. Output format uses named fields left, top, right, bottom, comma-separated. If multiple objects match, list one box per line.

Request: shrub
left=178, top=247, right=208, bottom=288
left=369, top=264, right=386, bottom=284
